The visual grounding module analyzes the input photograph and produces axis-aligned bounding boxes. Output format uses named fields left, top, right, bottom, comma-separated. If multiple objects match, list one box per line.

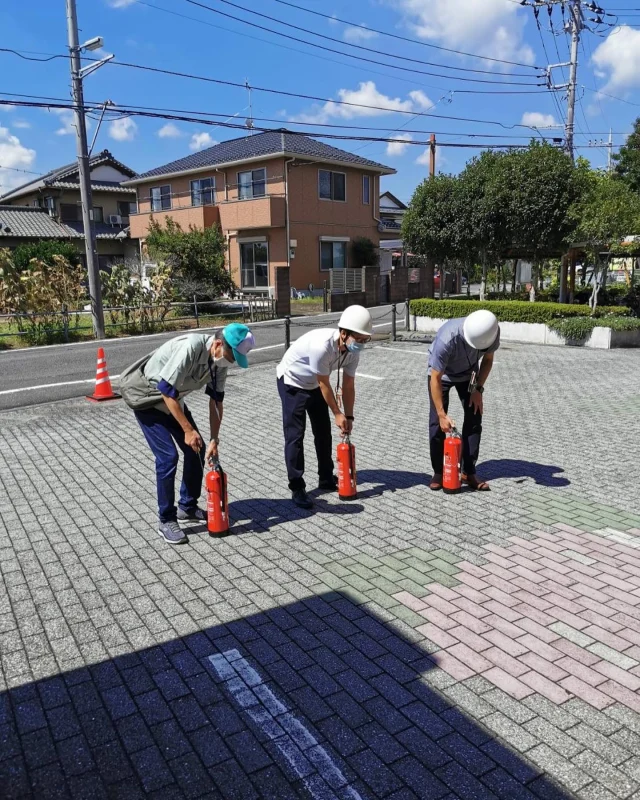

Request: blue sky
left=2, top=0, right=640, bottom=202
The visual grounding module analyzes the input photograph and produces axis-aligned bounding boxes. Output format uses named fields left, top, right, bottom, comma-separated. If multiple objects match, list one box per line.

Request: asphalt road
left=0, top=304, right=404, bottom=410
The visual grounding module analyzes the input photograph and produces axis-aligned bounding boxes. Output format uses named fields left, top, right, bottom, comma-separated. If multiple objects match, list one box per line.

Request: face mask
left=346, top=340, right=365, bottom=353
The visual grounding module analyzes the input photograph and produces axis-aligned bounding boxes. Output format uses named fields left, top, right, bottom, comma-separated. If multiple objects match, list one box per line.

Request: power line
left=181, top=0, right=539, bottom=78
left=0, top=98, right=562, bottom=149
left=136, top=1, right=549, bottom=96
left=270, top=0, right=543, bottom=69
left=5, top=90, right=632, bottom=138
left=181, top=0, right=544, bottom=85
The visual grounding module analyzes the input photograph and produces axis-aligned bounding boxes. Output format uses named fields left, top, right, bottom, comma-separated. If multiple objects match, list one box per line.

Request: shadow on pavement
left=355, top=470, right=431, bottom=495
left=225, top=497, right=366, bottom=534
left=476, top=459, right=570, bottom=487
left=0, top=592, right=573, bottom=799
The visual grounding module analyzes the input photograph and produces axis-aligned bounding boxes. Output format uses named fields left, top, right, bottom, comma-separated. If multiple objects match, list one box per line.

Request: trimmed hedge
left=409, top=298, right=630, bottom=323
left=548, top=315, right=640, bottom=340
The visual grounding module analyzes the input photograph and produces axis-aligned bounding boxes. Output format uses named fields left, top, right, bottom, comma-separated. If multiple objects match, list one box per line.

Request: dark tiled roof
left=128, top=130, right=395, bottom=182
left=380, top=217, right=402, bottom=230
left=49, top=180, right=137, bottom=194
left=0, top=151, right=137, bottom=202
left=0, top=206, right=130, bottom=240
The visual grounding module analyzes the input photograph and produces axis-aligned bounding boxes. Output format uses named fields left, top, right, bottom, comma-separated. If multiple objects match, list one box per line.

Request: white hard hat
left=463, top=310, right=499, bottom=350
left=338, top=305, right=373, bottom=338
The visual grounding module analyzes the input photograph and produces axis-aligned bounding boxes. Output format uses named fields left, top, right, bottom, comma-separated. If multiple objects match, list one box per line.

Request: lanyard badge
left=468, top=369, right=477, bottom=394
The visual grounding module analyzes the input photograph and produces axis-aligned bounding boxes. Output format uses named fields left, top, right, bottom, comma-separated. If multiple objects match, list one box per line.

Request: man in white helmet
left=427, top=309, right=500, bottom=491
left=276, top=305, right=373, bottom=508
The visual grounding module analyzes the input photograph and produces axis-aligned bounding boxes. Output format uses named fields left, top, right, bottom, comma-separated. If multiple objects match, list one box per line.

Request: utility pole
left=608, top=128, right=613, bottom=173
left=564, top=0, right=582, bottom=163
left=66, top=0, right=112, bottom=339
left=429, top=134, right=436, bottom=178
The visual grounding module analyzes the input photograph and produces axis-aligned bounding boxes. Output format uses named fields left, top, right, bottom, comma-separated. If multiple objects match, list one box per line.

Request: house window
left=240, top=242, right=269, bottom=288
left=238, top=168, right=266, bottom=200
left=150, top=185, right=171, bottom=211
left=191, top=177, right=215, bottom=207
left=320, top=241, right=347, bottom=271
left=60, top=203, right=79, bottom=222
left=93, top=207, right=104, bottom=223
left=319, top=170, right=346, bottom=201
left=118, top=200, right=137, bottom=217
left=362, top=174, right=370, bottom=205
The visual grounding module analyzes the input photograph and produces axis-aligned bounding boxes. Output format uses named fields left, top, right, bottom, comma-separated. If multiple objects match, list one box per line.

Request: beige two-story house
left=0, top=150, right=139, bottom=268
left=126, top=130, right=395, bottom=294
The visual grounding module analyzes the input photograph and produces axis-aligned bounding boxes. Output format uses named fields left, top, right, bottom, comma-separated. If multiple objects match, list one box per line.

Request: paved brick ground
left=1, top=339, right=640, bottom=799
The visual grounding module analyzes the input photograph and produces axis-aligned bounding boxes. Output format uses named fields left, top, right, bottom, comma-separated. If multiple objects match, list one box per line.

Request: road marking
left=208, top=650, right=363, bottom=799
left=252, top=343, right=285, bottom=352
left=0, top=377, right=121, bottom=396
left=355, top=372, right=384, bottom=380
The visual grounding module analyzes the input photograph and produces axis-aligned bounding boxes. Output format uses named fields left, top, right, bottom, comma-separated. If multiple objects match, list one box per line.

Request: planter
left=411, top=316, right=640, bottom=349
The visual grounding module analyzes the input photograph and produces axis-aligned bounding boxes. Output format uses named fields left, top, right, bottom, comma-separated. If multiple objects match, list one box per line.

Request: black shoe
left=318, top=475, right=338, bottom=492
left=292, top=489, right=313, bottom=509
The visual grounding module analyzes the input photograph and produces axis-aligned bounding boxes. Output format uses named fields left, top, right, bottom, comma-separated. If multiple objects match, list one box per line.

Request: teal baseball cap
left=222, top=323, right=255, bottom=369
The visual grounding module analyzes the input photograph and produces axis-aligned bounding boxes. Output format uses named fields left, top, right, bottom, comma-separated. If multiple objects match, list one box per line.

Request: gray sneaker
left=158, top=521, right=187, bottom=545
left=177, top=507, right=207, bottom=523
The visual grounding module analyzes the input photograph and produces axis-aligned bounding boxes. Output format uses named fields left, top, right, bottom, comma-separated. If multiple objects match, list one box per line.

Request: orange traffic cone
left=86, top=347, right=120, bottom=402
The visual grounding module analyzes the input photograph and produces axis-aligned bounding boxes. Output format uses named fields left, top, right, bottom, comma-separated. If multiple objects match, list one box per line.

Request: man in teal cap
left=120, top=324, right=255, bottom=544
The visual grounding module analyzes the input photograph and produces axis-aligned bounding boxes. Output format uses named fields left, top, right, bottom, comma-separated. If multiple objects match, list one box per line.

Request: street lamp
left=65, top=0, right=114, bottom=340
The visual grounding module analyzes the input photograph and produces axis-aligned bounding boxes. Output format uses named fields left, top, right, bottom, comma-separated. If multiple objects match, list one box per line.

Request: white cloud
left=415, top=145, right=445, bottom=170
left=109, top=117, right=138, bottom=142
left=296, top=81, right=433, bottom=124
left=395, top=0, right=534, bottom=67
left=521, top=112, right=559, bottom=129
left=386, top=133, right=413, bottom=156
left=190, top=132, right=218, bottom=151
left=158, top=123, right=182, bottom=139
left=106, top=0, right=138, bottom=7
left=328, top=14, right=338, bottom=25
left=13, top=120, right=31, bottom=129
left=343, top=25, right=378, bottom=43
left=0, top=126, right=36, bottom=192
left=0, top=105, right=15, bottom=113
left=51, top=108, right=77, bottom=136
left=591, top=26, right=640, bottom=94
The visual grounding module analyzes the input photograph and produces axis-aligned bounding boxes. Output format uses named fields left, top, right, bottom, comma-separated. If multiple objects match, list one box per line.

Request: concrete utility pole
left=429, top=134, right=436, bottom=179
left=564, top=0, right=582, bottom=163
left=65, top=0, right=112, bottom=339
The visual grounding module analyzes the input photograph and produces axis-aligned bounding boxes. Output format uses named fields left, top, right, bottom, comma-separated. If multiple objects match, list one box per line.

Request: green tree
left=350, top=237, right=378, bottom=268
left=145, top=216, right=233, bottom=297
left=568, top=171, right=640, bottom=311
left=12, top=240, right=80, bottom=271
left=613, top=117, right=640, bottom=195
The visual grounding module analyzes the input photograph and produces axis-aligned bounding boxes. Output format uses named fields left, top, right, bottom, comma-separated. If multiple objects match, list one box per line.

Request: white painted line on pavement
left=208, top=650, right=363, bottom=799
left=0, top=376, right=121, bottom=396
left=355, top=372, right=384, bottom=380
left=252, top=343, right=285, bottom=352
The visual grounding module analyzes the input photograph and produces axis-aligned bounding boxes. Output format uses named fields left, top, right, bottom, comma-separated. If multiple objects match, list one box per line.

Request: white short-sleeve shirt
left=276, top=329, right=359, bottom=390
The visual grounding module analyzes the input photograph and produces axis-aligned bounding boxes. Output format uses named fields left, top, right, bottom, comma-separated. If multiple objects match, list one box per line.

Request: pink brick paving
left=394, top=523, right=640, bottom=714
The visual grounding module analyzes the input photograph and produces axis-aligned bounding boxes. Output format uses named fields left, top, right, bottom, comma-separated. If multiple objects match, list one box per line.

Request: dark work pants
left=428, top=376, right=482, bottom=477
left=135, top=405, right=205, bottom=523
left=277, top=377, right=334, bottom=491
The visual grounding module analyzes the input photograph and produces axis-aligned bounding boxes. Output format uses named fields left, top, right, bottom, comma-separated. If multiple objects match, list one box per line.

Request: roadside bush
left=548, top=316, right=640, bottom=340
left=409, top=298, right=629, bottom=323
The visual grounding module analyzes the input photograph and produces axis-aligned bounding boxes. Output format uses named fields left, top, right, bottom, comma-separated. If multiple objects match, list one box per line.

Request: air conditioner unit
left=108, top=214, right=122, bottom=225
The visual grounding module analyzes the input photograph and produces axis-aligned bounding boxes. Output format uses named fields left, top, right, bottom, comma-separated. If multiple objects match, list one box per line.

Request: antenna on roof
left=245, top=79, right=254, bottom=134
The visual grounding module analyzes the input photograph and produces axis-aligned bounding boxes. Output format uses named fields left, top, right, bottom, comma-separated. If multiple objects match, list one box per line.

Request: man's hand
left=205, top=439, right=219, bottom=465
left=334, top=412, right=350, bottom=433
left=184, top=428, right=203, bottom=453
left=438, top=413, right=455, bottom=433
left=469, top=390, right=483, bottom=415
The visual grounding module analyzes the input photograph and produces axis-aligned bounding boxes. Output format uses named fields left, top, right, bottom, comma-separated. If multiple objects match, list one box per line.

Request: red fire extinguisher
left=337, top=434, right=357, bottom=500
left=206, top=458, right=229, bottom=535
left=443, top=428, right=462, bottom=494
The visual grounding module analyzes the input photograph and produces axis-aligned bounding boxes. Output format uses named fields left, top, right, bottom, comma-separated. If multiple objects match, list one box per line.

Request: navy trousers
left=428, top=376, right=482, bottom=477
left=277, top=377, right=334, bottom=491
left=135, top=405, right=205, bottom=523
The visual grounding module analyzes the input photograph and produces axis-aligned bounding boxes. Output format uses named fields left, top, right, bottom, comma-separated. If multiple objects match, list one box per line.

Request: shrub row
left=409, top=298, right=629, bottom=323
left=547, top=316, right=640, bottom=340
